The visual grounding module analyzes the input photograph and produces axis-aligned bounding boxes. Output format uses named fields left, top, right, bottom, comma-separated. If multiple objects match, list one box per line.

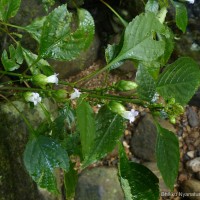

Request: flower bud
left=115, top=80, right=138, bottom=91
left=108, top=101, right=126, bottom=115
left=32, top=74, right=48, bottom=86
left=52, top=89, right=67, bottom=101
left=169, top=116, right=176, bottom=124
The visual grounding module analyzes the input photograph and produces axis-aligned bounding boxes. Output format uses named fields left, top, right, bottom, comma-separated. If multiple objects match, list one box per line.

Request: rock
left=186, top=157, right=200, bottom=173
left=143, top=162, right=170, bottom=192
left=187, top=107, right=199, bottom=128
left=180, top=179, right=200, bottom=200
left=187, top=151, right=195, bottom=159
left=75, top=167, right=124, bottom=200
left=49, top=34, right=100, bottom=78
left=0, top=100, right=57, bottom=200
left=130, top=113, right=175, bottom=161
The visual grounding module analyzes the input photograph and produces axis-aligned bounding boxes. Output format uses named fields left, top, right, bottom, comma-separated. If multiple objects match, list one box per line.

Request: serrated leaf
left=24, top=135, right=69, bottom=193
left=24, top=17, right=46, bottom=43
left=82, top=106, right=124, bottom=168
left=145, top=0, right=159, bottom=14
left=156, top=124, right=179, bottom=190
left=22, top=48, right=53, bottom=76
left=76, top=99, right=96, bottom=159
left=39, top=5, right=94, bottom=61
left=157, top=57, right=200, bottom=105
left=1, top=44, right=23, bottom=71
left=174, top=2, right=188, bottom=33
left=118, top=143, right=159, bottom=200
left=0, top=0, right=21, bottom=22
left=136, top=64, right=156, bottom=101
left=64, top=162, right=78, bottom=200
left=110, top=12, right=169, bottom=66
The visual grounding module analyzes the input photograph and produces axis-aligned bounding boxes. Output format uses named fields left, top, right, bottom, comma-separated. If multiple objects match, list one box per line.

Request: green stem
left=0, top=94, right=36, bottom=135
left=88, top=93, right=145, bottom=106
left=39, top=103, right=52, bottom=123
left=23, top=57, right=41, bottom=75
left=100, top=0, right=128, bottom=27
left=0, top=86, right=54, bottom=92
left=74, top=60, right=117, bottom=85
left=0, top=70, right=31, bottom=78
left=0, top=21, right=26, bottom=30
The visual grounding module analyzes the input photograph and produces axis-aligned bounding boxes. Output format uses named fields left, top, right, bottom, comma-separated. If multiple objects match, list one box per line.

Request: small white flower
left=70, top=88, right=81, bottom=100
left=25, top=92, right=42, bottom=105
left=46, top=73, right=59, bottom=84
left=151, top=92, right=159, bottom=103
left=186, top=0, right=194, bottom=3
left=121, top=109, right=139, bottom=123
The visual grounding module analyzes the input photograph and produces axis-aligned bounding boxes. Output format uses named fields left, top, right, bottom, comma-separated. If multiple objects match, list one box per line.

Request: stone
left=0, top=100, right=57, bottom=200
left=75, top=167, right=124, bottom=200
left=187, top=151, right=195, bottom=159
left=186, top=157, right=200, bottom=173
left=180, top=179, right=200, bottom=200
left=187, top=107, right=199, bottom=128
left=143, top=162, right=170, bottom=193
left=130, top=113, right=175, bottom=161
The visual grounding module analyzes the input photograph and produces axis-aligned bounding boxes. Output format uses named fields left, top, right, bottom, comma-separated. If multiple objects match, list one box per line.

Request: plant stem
left=0, top=21, right=26, bottom=30
left=23, top=57, right=41, bottom=75
left=0, top=86, right=54, bottom=92
left=88, top=93, right=145, bottom=106
left=100, top=0, right=128, bottom=27
left=74, top=60, right=116, bottom=85
left=0, top=70, right=31, bottom=78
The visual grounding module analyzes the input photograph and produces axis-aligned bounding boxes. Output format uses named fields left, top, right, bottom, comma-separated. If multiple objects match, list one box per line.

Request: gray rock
left=187, top=107, right=199, bottom=128
left=75, top=167, right=124, bottom=200
left=130, top=113, right=175, bottom=161
left=0, top=100, right=57, bottom=200
left=186, top=157, right=200, bottom=173
left=180, top=179, right=200, bottom=200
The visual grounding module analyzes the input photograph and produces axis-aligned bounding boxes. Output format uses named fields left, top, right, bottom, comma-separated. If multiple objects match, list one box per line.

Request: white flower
left=25, top=92, right=42, bottom=105
left=46, top=73, right=59, bottom=84
left=186, top=0, right=194, bottom=3
left=70, top=88, right=81, bottom=100
left=151, top=92, right=159, bottom=103
left=121, top=109, right=139, bottom=123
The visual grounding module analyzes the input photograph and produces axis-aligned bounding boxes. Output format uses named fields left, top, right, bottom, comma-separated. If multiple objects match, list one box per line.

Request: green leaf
left=156, top=124, right=179, bottom=190
left=64, top=162, right=78, bottom=200
left=157, top=57, right=200, bottom=105
left=110, top=12, right=169, bottom=65
left=136, top=64, right=156, bottom=101
left=82, top=106, right=124, bottom=168
left=24, top=17, right=46, bottom=43
left=1, top=44, right=23, bottom=71
left=76, top=99, right=96, bottom=159
left=118, top=143, right=159, bottom=200
left=24, top=135, right=69, bottom=193
left=174, top=2, right=188, bottom=33
left=105, top=44, right=124, bottom=70
left=39, top=5, right=94, bottom=61
left=145, top=0, right=159, bottom=14
left=0, top=0, right=21, bottom=22
left=22, top=48, right=54, bottom=76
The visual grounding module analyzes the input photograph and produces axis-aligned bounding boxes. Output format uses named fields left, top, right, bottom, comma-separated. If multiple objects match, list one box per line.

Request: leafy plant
left=0, top=0, right=199, bottom=199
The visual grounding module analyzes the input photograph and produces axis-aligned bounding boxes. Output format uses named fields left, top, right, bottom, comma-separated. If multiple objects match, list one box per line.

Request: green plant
left=0, top=0, right=199, bottom=199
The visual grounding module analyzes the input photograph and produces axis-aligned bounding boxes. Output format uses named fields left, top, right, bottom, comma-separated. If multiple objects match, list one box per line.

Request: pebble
left=187, top=151, right=195, bottom=159
left=187, top=107, right=200, bottom=128
left=186, top=157, right=200, bottom=173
